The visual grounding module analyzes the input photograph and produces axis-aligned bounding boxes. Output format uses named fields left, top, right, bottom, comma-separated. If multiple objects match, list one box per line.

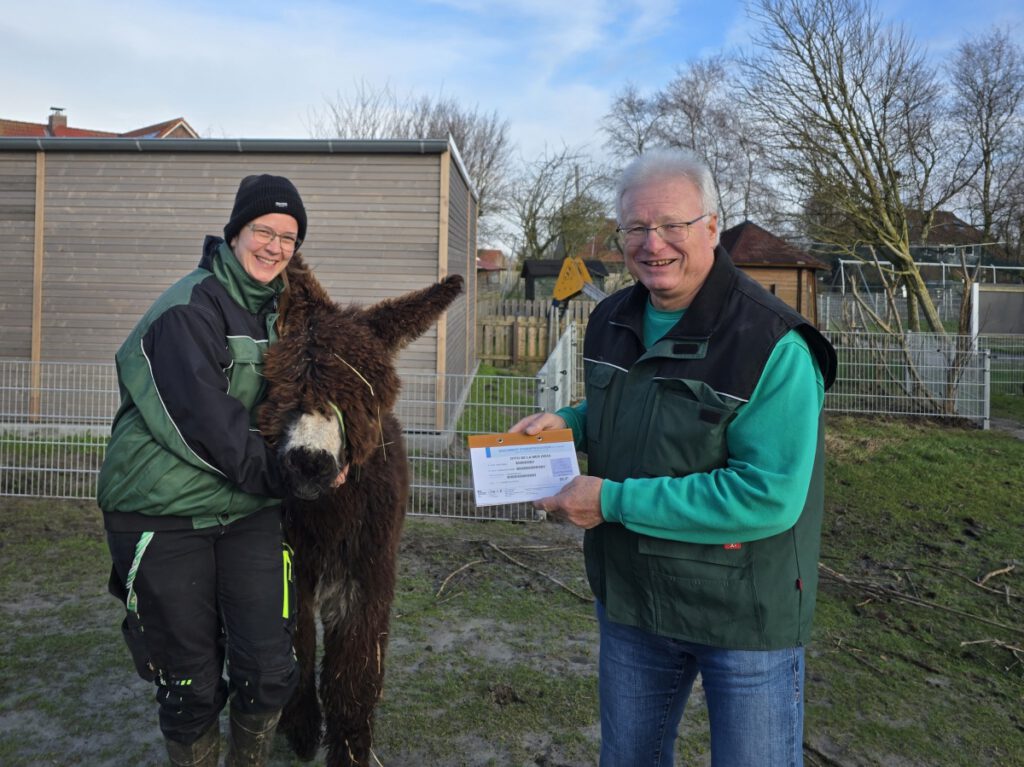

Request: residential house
left=476, top=248, right=506, bottom=286
left=0, top=107, right=198, bottom=139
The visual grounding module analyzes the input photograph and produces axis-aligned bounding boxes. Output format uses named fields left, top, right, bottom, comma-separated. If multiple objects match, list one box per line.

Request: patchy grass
left=992, top=392, right=1024, bottom=423
left=809, top=415, right=1024, bottom=767
left=0, top=416, right=1022, bottom=766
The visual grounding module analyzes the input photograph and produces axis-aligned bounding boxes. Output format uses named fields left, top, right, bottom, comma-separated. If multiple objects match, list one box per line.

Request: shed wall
left=0, top=154, right=37, bottom=358
left=2, top=150, right=468, bottom=376
left=743, top=266, right=820, bottom=325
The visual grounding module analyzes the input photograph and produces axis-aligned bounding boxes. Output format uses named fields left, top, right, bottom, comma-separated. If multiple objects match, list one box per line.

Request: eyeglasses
left=247, top=224, right=300, bottom=253
left=616, top=213, right=709, bottom=247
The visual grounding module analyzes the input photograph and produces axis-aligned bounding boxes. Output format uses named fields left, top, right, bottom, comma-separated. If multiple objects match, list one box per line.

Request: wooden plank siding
left=742, top=267, right=819, bottom=325
left=4, top=149, right=464, bottom=361
left=0, top=154, right=38, bottom=359
left=0, top=138, right=477, bottom=431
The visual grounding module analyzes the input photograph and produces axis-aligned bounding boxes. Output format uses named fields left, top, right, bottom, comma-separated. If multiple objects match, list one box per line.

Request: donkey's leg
left=280, top=558, right=322, bottom=761
left=319, top=592, right=392, bottom=767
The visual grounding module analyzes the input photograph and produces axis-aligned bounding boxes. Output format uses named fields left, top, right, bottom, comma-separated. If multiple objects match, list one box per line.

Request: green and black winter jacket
left=98, top=236, right=288, bottom=531
left=568, top=247, right=837, bottom=650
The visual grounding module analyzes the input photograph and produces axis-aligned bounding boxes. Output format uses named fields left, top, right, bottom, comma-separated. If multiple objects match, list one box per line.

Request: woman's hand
left=331, top=464, right=350, bottom=488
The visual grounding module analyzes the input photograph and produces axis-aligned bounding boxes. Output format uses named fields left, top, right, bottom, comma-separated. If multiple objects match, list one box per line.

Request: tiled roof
left=721, top=221, right=828, bottom=270
left=0, top=114, right=196, bottom=139
left=476, top=249, right=506, bottom=271
left=120, top=118, right=198, bottom=139
left=907, top=210, right=986, bottom=247
left=0, top=119, right=42, bottom=136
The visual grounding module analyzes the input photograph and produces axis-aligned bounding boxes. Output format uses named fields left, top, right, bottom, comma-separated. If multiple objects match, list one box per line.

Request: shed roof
left=721, top=221, right=828, bottom=270
left=0, top=136, right=477, bottom=200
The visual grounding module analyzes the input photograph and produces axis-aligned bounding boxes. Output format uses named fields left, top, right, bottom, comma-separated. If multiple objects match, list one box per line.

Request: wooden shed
left=0, top=137, right=478, bottom=431
left=721, top=221, right=828, bottom=326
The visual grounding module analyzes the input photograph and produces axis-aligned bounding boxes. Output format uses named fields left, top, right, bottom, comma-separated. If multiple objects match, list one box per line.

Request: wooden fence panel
left=477, top=316, right=552, bottom=367
left=478, top=298, right=596, bottom=324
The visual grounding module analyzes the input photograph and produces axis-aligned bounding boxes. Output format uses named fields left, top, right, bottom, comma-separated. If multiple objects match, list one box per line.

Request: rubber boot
left=164, top=720, right=220, bottom=767
left=225, top=708, right=282, bottom=767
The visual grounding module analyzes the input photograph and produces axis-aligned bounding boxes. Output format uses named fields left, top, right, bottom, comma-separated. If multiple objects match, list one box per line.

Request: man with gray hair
left=512, top=147, right=836, bottom=765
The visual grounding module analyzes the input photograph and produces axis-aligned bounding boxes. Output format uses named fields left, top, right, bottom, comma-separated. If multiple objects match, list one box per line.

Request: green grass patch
left=2, top=415, right=1023, bottom=765
left=992, top=392, right=1024, bottom=422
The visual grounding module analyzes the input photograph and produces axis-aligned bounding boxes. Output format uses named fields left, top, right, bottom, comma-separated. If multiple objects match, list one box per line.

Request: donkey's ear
left=280, top=254, right=333, bottom=313
left=365, top=275, right=464, bottom=352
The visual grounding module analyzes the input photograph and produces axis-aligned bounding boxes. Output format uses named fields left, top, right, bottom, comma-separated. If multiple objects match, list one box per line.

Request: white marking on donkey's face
left=284, top=412, right=343, bottom=458
left=280, top=411, right=344, bottom=500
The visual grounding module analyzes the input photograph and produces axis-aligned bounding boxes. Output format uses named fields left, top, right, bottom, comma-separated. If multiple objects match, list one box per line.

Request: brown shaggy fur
left=258, top=254, right=463, bottom=766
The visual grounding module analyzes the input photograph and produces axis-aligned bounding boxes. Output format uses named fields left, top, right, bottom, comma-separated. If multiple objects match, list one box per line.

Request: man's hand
left=533, top=475, right=604, bottom=529
left=509, top=411, right=567, bottom=435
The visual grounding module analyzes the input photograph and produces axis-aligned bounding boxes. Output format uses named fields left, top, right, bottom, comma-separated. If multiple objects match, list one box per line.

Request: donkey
left=258, top=254, right=463, bottom=766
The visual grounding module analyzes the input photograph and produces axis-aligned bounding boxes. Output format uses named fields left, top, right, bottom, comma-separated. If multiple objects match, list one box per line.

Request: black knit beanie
left=224, top=174, right=307, bottom=245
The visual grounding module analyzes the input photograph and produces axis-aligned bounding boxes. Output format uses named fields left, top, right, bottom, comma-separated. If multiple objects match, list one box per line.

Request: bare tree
left=950, top=26, right=1024, bottom=263
left=601, top=83, right=662, bottom=159
left=655, top=56, right=781, bottom=229
left=307, top=80, right=515, bottom=242
left=600, top=58, right=782, bottom=231
left=741, top=0, right=976, bottom=332
left=507, top=147, right=609, bottom=264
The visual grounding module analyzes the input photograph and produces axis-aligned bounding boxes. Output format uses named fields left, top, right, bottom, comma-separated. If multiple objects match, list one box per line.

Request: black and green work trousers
left=106, top=506, right=297, bottom=745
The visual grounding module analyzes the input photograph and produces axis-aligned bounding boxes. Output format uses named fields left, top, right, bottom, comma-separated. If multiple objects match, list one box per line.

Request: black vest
left=582, top=247, right=836, bottom=649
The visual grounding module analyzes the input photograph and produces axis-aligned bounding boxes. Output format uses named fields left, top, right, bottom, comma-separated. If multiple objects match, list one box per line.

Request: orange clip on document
left=467, top=429, right=580, bottom=507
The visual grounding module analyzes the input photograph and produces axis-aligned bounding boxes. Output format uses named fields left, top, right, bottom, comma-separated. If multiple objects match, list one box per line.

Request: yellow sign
left=552, top=257, right=594, bottom=302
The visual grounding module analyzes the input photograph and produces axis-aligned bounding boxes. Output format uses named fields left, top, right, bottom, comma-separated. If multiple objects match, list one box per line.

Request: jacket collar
left=201, top=235, right=283, bottom=314
left=609, top=245, right=738, bottom=340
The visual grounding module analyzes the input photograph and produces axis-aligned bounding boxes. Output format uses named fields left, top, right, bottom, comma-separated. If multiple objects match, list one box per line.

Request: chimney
left=48, top=107, right=67, bottom=135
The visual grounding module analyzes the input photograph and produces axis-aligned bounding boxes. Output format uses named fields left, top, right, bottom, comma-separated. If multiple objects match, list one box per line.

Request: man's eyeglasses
left=616, top=213, right=709, bottom=247
left=247, top=224, right=300, bottom=253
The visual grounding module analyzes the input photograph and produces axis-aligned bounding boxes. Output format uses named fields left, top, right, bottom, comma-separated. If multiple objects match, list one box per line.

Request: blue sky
left=4, top=0, right=1022, bottom=162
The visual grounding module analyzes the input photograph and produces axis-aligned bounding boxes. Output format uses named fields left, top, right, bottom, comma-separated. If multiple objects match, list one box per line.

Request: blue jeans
left=597, top=602, right=804, bottom=767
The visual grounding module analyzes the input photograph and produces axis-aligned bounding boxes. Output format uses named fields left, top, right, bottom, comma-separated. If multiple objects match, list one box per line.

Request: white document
left=467, top=429, right=580, bottom=507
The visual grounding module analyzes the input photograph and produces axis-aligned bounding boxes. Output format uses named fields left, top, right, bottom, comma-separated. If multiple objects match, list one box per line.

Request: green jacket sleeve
left=555, top=401, right=587, bottom=449
left=599, top=330, right=825, bottom=544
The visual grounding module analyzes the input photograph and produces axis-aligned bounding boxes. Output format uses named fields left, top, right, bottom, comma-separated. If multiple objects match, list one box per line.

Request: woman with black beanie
left=99, top=174, right=342, bottom=766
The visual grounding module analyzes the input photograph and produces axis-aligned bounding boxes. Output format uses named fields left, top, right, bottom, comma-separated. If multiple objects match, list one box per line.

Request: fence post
left=511, top=316, right=520, bottom=367
left=983, top=349, right=991, bottom=431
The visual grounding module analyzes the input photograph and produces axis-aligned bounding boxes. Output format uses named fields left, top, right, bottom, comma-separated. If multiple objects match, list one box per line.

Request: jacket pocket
left=639, top=378, right=736, bottom=477
left=108, top=566, right=158, bottom=682
left=584, top=362, right=617, bottom=443
left=637, top=535, right=762, bottom=642
left=226, top=336, right=268, bottom=411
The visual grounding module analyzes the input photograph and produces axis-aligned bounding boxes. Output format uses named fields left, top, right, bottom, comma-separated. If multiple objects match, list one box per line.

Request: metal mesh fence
left=817, top=287, right=963, bottom=331
left=0, top=360, right=118, bottom=499
left=978, top=334, right=1024, bottom=396
left=822, top=332, right=988, bottom=422
left=0, top=361, right=545, bottom=520
left=400, top=371, right=544, bottom=521
left=0, top=333, right=1019, bottom=503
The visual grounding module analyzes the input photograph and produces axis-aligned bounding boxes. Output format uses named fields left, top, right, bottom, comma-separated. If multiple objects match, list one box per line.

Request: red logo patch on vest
left=723, top=543, right=742, bottom=550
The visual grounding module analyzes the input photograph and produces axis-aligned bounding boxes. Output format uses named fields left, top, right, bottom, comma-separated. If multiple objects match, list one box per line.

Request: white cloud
left=5, top=0, right=1015, bottom=167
